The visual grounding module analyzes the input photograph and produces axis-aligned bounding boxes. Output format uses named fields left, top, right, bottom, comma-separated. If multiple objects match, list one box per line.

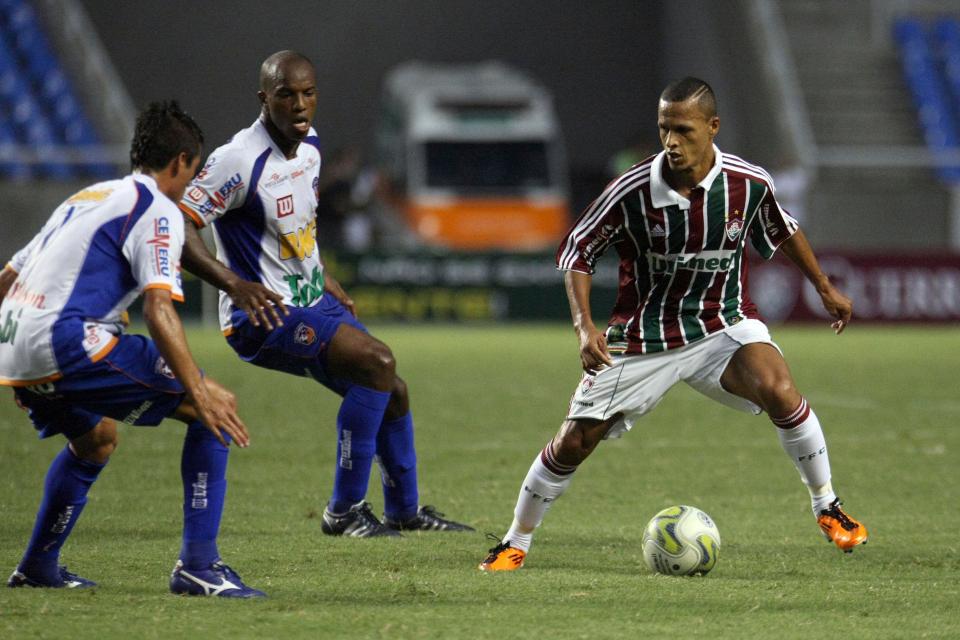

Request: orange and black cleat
left=817, top=499, right=868, bottom=553
left=478, top=536, right=526, bottom=571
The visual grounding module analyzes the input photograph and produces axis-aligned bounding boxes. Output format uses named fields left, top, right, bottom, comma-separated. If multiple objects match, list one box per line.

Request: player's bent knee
left=71, top=418, right=118, bottom=463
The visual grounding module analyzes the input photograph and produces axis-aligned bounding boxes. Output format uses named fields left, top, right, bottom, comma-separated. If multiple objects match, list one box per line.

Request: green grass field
left=1, top=324, right=958, bottom=639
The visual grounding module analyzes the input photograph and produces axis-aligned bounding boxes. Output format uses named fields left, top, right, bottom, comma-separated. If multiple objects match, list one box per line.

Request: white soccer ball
left=641, top=505, right=721, bottom=576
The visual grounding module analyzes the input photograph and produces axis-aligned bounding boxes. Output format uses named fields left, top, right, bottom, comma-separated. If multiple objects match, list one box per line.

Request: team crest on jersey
left=580, top=375, right=595, bottom=394
left=277, top=194, right=295, bottom=218
left=725, top=209, right=744, bottom=241
left=294, top=322, right=317, bottom=346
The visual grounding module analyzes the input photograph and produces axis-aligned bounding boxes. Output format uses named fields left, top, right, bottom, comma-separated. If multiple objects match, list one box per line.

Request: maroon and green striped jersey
left=556, top=146, right=798, bottom=354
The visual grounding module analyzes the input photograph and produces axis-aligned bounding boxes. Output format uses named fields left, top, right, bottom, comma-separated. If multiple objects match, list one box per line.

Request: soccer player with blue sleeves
left=1, top=102, right=264, bottom=597
left=178, top=50, right=472, bottom=537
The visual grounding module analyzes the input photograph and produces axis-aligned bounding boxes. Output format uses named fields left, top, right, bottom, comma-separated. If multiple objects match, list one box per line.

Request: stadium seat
left=0, top=0, right=105, bottom=179
left=894, top=17, right=960, bottom=182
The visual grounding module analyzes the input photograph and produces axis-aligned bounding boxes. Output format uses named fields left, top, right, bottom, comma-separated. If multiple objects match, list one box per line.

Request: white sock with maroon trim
left=503, top=441, right=576, bottom=552
left=773, top=398, right=837, bottom=515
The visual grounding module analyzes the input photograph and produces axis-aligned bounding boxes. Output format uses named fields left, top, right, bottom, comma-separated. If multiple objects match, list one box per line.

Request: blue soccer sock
left=328, top=385, right=391, bottom=515
left=377, top=412, right=419, bottom=522
left=179, top=420, right=229, bottom=570
left=18, top=445, right=106, bottom=581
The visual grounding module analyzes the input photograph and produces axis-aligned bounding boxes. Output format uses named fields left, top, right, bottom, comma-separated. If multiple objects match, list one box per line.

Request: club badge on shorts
left=294, top=322, right=317, bottom=346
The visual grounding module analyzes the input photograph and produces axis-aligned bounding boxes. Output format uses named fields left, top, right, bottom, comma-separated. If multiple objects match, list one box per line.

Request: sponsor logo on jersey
left=195, top=154, right=218, bottom=181
left=82, top=322, right=102, bottom=350
left=186, top=187, right=206, bottom=203
left=7, top=282, right=45, bottom=309
left=210, top=173, right=244, bottom=209
left=265, top=171, right=290, bottom=188
left=279, top=219, right=317, bottom=261
left=284, top=265, right=325, bottom=308
left=293, top=322, right=317, bottom=346
left=761, top=203, right=780, bottom=237
left=651, top=223, right=666, bottom=238
left=583, top=224, right=619, bottom=263
left=0, top=308, right=23, bottom=346
left=648, top=249, right=737, bottom=274
left=146, top=217, right=172, bottom=277
left=277, top=194, right=295, bottom=218
left=66, top=188, right=113, bottom=204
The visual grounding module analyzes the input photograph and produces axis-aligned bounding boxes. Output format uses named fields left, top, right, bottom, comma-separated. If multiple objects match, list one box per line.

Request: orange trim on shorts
left=89, top=335, right=119, bottom=363
left=0, top=371, right=64, bottom=387
left=222, top=326, right=234, bottom=337
left=178, top=203, right=205, bottom=228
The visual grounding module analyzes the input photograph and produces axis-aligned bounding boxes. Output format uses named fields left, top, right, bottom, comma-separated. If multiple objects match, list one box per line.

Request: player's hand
left=578, top=325, right=613, bottom=375
left=325, top=275, right=357, bottom=318
left=227, top=279, right=288, bottom=331
left=190, top=380, right=250, bottom=448
left=816, top=278, right=853, bottom=334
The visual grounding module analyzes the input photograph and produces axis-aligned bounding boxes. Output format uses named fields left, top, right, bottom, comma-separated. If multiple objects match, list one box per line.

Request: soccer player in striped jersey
left=178, top=51, right=472, bottom=537
left=1, top=102, right=264, bottom=596
left=480, top=77, right=867, bottom=571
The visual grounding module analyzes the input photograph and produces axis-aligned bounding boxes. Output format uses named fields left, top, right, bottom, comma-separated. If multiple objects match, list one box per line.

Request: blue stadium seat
left=933, top=18, right=960, bottom=117
left=0, top=0, right=107, bottom=179
left=0, top=112, right=32, bottom=179
left=894, top=17, right=960, bottom=182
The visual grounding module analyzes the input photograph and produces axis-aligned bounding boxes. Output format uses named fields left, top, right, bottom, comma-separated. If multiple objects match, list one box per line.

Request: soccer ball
left=641, top=505, right=721, bottom=576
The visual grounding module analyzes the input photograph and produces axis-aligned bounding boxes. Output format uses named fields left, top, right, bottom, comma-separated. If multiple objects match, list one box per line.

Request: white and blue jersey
left=178, top=118, right=323, bottom=334
left=0, top=174, right=185, bottom=386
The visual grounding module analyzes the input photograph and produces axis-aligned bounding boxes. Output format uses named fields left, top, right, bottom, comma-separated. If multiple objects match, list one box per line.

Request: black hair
left=660, top=77, right=717, bottom=118
left=129, top=101, right=204, bottom=171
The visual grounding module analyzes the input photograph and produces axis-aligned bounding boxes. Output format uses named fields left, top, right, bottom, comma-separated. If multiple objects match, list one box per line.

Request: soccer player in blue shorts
left=177, top=50, right=472, bottom=537
left=1, top=102, right=264, bottom=596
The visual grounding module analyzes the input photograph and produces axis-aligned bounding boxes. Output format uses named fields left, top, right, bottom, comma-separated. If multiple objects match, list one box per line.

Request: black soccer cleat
left=7, top=565, right=96, bottom=589
left=384, top=505, right=475, bottom=532
left=321, top=501, right=402, bottom=538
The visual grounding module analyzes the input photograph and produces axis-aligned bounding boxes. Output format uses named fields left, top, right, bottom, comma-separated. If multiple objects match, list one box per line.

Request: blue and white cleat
left=169, top=560, right=266, bottom=598
left=7, top=565, right=97, bottom=589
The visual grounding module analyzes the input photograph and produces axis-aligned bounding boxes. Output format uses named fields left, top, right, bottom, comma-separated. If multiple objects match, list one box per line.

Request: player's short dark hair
left=660, top=77, right=717, bottom=118
left=129, top=101, right=204, bottom=171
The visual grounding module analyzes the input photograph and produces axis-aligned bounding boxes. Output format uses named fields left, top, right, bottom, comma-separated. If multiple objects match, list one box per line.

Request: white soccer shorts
left=567, top=319, right=781, bottom=438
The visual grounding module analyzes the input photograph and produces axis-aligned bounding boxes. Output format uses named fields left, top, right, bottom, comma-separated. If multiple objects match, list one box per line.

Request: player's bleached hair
left=660, top=77, right=717, bottom=118
left=259, top=50, right=315, bottom=93
left=129, top=100, right=203, bottom=171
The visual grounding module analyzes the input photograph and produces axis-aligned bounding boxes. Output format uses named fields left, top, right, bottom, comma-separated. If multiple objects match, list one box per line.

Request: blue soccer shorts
left=225, top=293, right=365, bottom=396
left=13, top=333, right=187, bottom=440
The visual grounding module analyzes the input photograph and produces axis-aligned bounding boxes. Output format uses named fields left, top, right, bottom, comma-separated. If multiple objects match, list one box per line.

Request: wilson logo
left=277, top=194, right=294, bottom=218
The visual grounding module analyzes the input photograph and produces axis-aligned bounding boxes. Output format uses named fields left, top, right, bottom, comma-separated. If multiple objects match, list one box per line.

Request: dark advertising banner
left=751, top=252, right=960, bottom=323
left=321, top=251, right=960, bottom=323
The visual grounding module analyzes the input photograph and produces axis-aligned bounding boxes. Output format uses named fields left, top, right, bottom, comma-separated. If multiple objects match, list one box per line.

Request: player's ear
left=257, top=90, right=267, bottom=108
left=708, top=116, right=720, bottom=139
left=166, top=151, right=189, bottom=178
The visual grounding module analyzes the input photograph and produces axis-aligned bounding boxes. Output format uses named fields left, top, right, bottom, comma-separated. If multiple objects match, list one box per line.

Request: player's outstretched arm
left=564, top=270, right=612, bottom=374
left=323, top=271, right=356, bottom=317
left=142, top=287, right=250, bottom=448
left=779, top=229, right=852, bottom=334
left=180, top=217, right=288, bottom=330
left=0, top=264, right=17, bottom=301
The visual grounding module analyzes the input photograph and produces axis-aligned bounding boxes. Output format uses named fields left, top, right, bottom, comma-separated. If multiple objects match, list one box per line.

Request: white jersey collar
left=649, top=144, right=723, bottom=209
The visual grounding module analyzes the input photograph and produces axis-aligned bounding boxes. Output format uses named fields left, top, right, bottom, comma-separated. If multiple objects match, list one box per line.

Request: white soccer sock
left=503, top=443, right=576, bottom=552
left=772, top=398, right=837, bottom=515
